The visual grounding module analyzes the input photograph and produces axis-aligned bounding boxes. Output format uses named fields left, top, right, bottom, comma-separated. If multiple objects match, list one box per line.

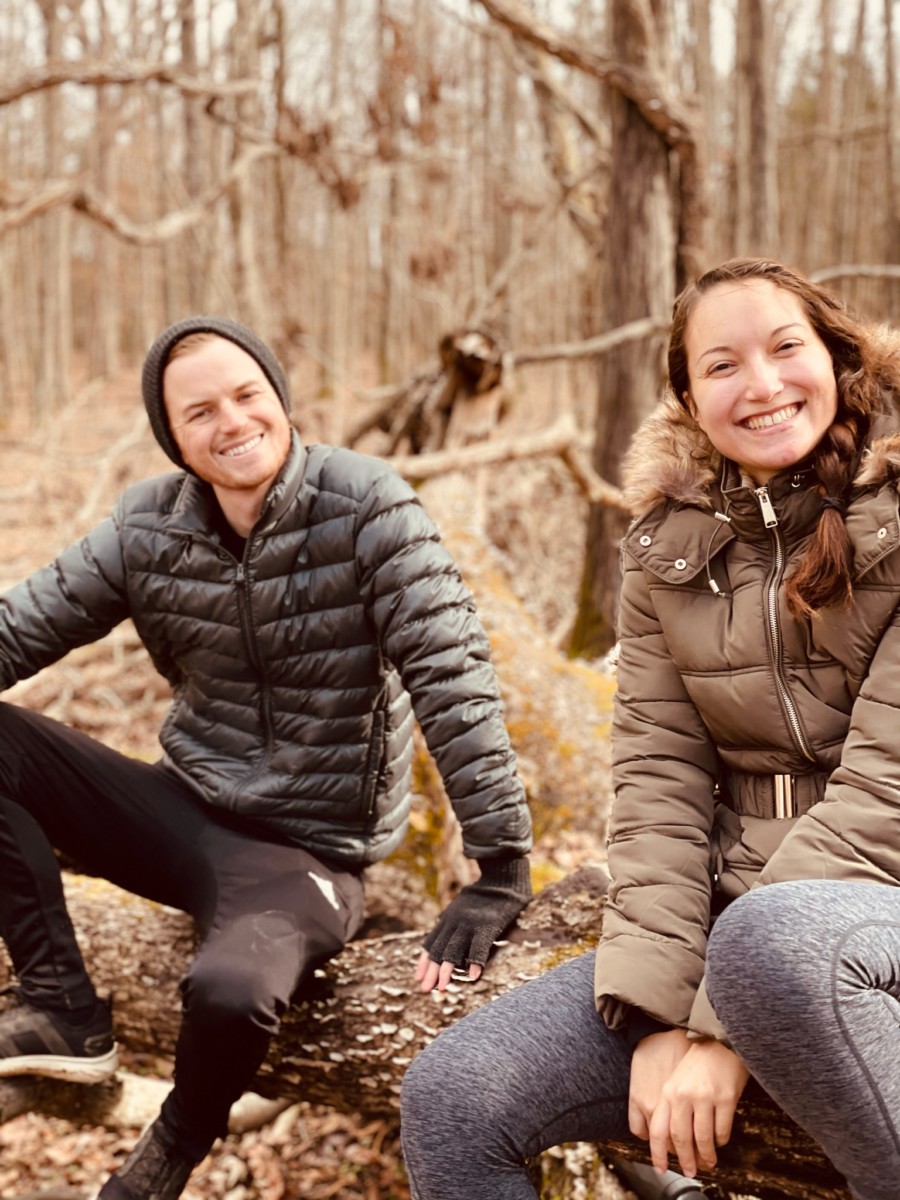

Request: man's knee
left=183, top=912, right=311, bottom=1035
left=183, top=953, right=281, bottom=1035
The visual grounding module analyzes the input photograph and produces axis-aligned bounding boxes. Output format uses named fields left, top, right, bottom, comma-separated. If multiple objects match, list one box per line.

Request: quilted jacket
left=0, top=433, right=532, bottom=867
left=595, top=393, right=900, bottom=1040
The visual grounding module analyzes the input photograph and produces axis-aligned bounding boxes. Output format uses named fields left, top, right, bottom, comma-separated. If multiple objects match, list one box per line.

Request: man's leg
left=0, top=701, right=226, bottom=1083
left=0, top=702, right=366, bottom=1192
left=100, top=835, right=365, bottom=1199
left=400, top=950, right=633, bottom=1200
left=158, top=832, right=365, bottom=1162
left=706, top=880, right=900, bottom=1200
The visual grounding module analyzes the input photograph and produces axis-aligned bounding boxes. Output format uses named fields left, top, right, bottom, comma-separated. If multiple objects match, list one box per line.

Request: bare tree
left=33, top=0, right=73, bottom=415
left=733, top=0, right=778, bottom=252
left=570, top=0, right=678, bottom=657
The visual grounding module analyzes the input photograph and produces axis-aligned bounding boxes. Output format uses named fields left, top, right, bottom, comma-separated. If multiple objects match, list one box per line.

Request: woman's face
left=684, top=279, right=838, bottom=484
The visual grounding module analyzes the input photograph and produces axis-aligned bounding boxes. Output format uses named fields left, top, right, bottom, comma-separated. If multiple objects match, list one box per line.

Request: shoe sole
left=0, top=1044, right=119, bottom=1083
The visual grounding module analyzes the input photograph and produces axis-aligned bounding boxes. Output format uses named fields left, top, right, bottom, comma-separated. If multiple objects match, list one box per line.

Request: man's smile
left=220, top=434, right=264, bottom=458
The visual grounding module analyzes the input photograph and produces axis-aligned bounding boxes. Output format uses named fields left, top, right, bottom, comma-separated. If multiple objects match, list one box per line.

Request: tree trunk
left=229, top=0, right=266, bottom=331
left=570, top=0, right=675, bottom=658
left=34, top=0, right=73, bottom=418
left=89, top=0, right=120, bottom=379
left=883, top=0, right=900, bottom=313
left=0, top=869, right=851, bottom=1200
left=734, top=0, right=778, bottom=252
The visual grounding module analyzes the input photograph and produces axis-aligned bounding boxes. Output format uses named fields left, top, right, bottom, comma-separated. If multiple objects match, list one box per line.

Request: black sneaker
left=98, top=1118, right=198, bottom=1200
left=0, top=988, right=118, bottom=1083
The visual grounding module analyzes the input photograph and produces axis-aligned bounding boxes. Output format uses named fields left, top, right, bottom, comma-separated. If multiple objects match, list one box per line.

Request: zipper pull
left=236, top=563, right=245, bottom=584
left=755, top=485, right=778, bottom=528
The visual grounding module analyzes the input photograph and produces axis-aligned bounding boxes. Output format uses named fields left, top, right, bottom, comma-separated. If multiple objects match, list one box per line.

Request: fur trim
left=622, top=390, right=721, bottom=518
left=623, top=373, right=900, bottom=520
left=856, top=432, right=900, bottom=488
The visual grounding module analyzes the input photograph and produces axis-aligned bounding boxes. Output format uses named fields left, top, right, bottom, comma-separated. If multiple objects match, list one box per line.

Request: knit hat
left=141, top=316, right=292, bottom=471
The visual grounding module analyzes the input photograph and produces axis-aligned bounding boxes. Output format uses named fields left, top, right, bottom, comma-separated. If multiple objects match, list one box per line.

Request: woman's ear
left=683, top=391, right=699, bottom=422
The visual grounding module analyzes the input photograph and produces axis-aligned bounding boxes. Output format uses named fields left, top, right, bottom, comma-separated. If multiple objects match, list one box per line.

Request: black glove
left=422, top=856, right=532, bottom=969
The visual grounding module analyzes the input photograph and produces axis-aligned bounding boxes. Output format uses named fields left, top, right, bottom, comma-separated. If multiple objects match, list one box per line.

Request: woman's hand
left=647, top=1040, right=750, bottom=1178
left=628, top=1028, right=692, bottom=1143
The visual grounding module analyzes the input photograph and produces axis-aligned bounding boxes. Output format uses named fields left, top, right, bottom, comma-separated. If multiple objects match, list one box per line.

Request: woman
left=400, top=258, right=900, bottom=1200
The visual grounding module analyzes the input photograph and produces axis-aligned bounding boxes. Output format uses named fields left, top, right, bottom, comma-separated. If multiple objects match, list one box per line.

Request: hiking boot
left=98, top=1118, right=199, bottom=1200
left=0, top=988, right=117, bottom=1083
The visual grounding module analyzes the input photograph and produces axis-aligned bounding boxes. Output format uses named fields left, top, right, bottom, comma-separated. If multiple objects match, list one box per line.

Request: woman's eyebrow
left=697, top=322, right=806, bottom=363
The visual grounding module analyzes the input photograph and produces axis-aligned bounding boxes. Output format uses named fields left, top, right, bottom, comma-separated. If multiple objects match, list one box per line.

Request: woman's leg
left=706, top=880, right=900, bottom=1200
left=400, top=950, right=632, bottom=1200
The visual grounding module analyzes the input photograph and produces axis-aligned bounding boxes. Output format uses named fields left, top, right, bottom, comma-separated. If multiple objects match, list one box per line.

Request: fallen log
left=0, top=867, right=851, bottom=1199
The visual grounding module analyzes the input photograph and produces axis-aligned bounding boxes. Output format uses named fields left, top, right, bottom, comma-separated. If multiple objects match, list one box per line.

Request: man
left=0, top=317, right=532, bottom=1199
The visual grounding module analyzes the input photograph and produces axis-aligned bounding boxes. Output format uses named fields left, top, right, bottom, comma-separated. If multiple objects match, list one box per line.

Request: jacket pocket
left=711, top=804, right=797, bottom=900
left=359, top=708, right=387, bottom=821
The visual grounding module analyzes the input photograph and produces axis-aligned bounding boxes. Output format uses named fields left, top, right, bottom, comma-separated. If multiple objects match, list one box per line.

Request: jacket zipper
left=755, top=485, right=816, bottom=763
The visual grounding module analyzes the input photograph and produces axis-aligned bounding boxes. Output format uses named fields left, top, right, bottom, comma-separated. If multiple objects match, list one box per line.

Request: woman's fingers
left=666, top=1096, right=700, bottom=1178
left=628, top=1098, right=649, bottom=1141
left=691, top=1101, right=718, bottom=1172
left=648, top=1097, right=673, bottom=1175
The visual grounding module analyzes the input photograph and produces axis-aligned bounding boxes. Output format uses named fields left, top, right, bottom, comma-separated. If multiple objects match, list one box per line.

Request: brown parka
left=595, top=390, right=900, bottom=1042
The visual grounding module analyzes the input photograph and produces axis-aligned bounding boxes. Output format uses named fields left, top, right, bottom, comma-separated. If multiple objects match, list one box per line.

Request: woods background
left=0, top=2, right=895, bottom=1198
left=3, top=0, right=899, bottom=657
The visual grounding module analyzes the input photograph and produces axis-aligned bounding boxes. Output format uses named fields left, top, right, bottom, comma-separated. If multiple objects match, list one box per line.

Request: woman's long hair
left=668, top=257, right=900, bottom=617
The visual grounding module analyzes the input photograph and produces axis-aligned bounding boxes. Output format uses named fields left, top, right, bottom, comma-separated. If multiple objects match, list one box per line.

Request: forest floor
left=0, top=364, right=629, bottom=1198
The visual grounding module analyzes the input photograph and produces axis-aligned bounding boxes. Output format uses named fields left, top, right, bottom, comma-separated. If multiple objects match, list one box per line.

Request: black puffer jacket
left=0, top=434, right=532, bottom=866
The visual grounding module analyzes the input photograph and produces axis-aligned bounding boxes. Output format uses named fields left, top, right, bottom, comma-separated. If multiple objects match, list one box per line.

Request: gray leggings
left=706, top=880, right=900, bottom=1200
left=401, top=880, right=900, bottom=1200
left=400, top=950, right=631, bottom=1199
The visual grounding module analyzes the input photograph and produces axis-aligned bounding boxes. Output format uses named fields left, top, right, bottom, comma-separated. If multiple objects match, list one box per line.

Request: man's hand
left=416, top=856, right=531, bottom=993
left=647, top=1040, right=750, bottom=1179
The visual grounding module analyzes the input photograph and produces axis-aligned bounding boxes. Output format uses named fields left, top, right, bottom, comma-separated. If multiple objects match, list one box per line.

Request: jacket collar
left=621, top=391, right=900, bottom=585
left=623, top=391, right=900, bottom=521
left=166, top=430, right=310, bottom=538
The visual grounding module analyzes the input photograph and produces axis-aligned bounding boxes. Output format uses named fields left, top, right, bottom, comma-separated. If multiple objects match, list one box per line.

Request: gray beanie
left=141, top=316, right=291, bottom=471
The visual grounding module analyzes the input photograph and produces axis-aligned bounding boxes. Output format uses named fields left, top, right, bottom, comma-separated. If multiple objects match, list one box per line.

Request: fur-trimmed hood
left=622, top=382, right=900, bottom=521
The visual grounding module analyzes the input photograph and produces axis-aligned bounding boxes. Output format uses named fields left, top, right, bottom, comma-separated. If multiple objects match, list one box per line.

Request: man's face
left=163, top=337, right=292, bottom=497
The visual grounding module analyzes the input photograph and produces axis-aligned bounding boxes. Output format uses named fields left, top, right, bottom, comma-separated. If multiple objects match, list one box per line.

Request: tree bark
left=734, top=0, right=778, bottom=252
left=0, top=869, right=850, bottom=1199
left=570, top=0, right=675, bottom=659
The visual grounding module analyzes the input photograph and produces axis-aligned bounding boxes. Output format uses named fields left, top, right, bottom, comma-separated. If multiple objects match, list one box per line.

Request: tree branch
left=472, top=0, right=707, bottom=281
left=0, top=60, right=259, bottom=107
left=0, top=146, right=277, bottom=242
left=473, top=0, right=697, bottom=149
left=510, top=317, right=668, bottom=366
left=388, top=413, right=627, bottom=509
left=809, top=263, right=900, bottom=283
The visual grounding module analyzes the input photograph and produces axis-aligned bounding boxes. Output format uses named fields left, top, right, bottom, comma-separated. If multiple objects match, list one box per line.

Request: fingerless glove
left=422, top=855, right=532, bottom=969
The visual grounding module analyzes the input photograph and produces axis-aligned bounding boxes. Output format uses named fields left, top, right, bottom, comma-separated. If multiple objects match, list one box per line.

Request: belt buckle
left=773, top=774, right=795, bottom=819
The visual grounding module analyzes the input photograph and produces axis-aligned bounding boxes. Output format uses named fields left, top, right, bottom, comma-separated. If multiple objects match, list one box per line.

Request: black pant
left=0, top=702, right=365, bottom=1161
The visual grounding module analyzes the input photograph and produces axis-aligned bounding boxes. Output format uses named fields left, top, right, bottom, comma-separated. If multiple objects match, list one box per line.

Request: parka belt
left=721, top=770, right=827, bottom=820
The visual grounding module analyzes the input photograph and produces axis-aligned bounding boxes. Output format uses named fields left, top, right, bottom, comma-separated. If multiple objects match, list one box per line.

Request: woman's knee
left=402, top=995, right=560, bottom=1150
left=707, top=883, right=829, bottom=1021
